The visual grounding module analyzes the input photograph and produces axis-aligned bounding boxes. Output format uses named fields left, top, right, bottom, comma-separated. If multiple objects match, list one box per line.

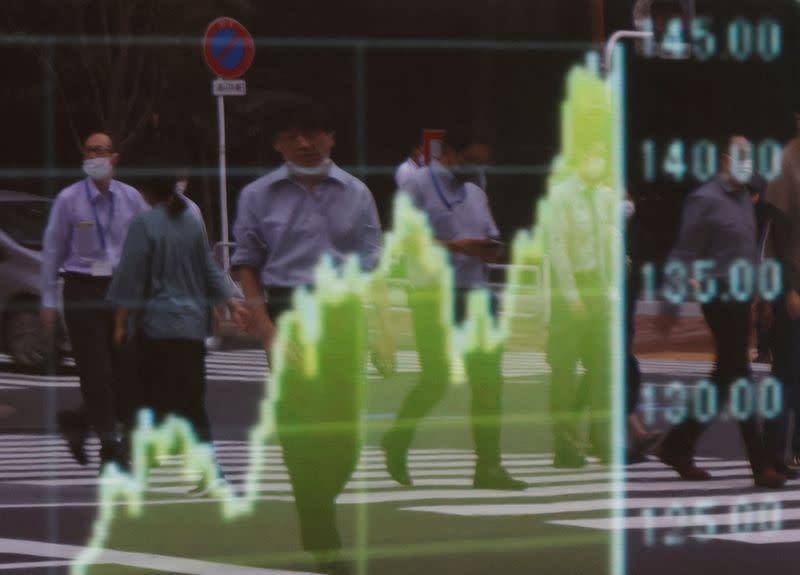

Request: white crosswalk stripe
left=0, top=434, right=796, bottom=545
left=0, top=350, right=771, bottom=390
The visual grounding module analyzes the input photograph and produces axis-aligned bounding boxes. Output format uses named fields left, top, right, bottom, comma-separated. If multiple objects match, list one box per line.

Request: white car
left=0, top=190, right=67, bottom=368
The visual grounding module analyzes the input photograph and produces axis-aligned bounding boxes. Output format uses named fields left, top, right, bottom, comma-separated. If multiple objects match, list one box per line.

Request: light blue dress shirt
left=106, top=204, right=232, bottom=340
left=231, top=163, right=382, bottom=287
left=402, top=160, right=500, bottom=288
left=40, top=178, right=148, bottom=308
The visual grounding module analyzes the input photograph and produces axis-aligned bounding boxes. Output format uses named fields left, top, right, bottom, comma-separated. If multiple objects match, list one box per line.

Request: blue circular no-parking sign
left=203, top=18, right=254, bottom=79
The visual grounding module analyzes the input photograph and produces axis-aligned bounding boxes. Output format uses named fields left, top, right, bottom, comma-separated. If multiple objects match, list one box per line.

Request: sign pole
left=217, top=85, right=230, bottom=271
left=203, top=17, right=254, bottom=271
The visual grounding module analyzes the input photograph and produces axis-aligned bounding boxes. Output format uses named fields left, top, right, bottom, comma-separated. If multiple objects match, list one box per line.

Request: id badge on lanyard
left=85, top=180, right=114, bottom=277
left=428, top=166, right=466, bottom=212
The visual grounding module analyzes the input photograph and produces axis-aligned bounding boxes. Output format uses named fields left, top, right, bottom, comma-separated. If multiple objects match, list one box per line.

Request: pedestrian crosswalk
left=0, top=433, right=795, bottom=546
left=0, top=350, right=773, bottom=390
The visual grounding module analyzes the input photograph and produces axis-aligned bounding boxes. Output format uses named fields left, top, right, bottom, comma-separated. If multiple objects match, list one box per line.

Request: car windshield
left=0, top=200, right=51, bottom=251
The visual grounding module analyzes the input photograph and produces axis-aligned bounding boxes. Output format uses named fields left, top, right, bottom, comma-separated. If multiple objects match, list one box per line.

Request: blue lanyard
left=428, top=166, right=465, bottom=212
left=84, top=179, right=114, bottom=252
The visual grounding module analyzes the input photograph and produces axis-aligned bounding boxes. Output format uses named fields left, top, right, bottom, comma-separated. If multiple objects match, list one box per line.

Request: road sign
left=203, top=17, right=254, bottom=80
left=204, top=17, right=255, bottom=272
left=213, top=78, right=247, bottom=96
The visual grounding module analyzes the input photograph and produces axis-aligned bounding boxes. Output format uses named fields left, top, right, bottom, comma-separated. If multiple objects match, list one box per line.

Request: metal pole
left=217, top=86, right=230, bottom=271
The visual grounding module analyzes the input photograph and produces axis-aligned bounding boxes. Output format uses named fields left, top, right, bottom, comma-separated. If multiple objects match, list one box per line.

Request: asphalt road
left=0, top=350, right=797, bottom=575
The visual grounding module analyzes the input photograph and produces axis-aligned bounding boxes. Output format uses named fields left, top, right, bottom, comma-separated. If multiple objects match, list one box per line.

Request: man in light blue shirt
left=233, top=106, right=381, bottom=343
left=382, top=126, right=526, bottom=491
left=40, top=132, right=148, bottom=469
left=231, top=95, right=381, bottom=574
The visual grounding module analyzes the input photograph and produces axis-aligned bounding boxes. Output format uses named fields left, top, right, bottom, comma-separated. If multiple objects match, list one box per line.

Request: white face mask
left=175, top=180, right=188, bottom=195
left=731, top=158, right=754, bottom=183
left=83, top=157, right=113, bottom=181
left=287, top=158, right=332, bottom=177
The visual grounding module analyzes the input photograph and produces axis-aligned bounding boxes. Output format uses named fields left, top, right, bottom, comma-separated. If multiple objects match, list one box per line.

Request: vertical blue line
left=611, top=43, right=628, bottom=575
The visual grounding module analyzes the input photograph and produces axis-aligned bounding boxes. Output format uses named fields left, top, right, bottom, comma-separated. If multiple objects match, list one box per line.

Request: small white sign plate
left=213, top=79, right=247, bottom=96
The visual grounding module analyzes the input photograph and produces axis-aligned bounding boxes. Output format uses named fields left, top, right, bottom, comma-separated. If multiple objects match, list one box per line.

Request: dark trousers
left=266, top=286, right=360, bottom=556
left=626, top=272, right=642, bottom=416
left=389, top=288, right=503, bottom=468
left=547, top=273, right=612, bottom=457
left=661, top=301, right=769, bottom=474
left=62, top=273, right=124, bottom=445
left=763, top=297, right=800, bottom=461
left=276, top=415, right=359, bottom=554
left=139, top=337, right=212, bottom=443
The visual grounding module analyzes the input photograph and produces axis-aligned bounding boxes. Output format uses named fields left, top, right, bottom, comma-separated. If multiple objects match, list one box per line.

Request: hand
left=228, top=300, right=253, bottom=333
left=113, top=323, right=126, bottom=347
left=688, top=278, right=701, bottom=293
left=787, top=291, right=800, bottom=320
left=213, top=306, right=224, bottom=332
left=40, top=308, right=58, bottom=334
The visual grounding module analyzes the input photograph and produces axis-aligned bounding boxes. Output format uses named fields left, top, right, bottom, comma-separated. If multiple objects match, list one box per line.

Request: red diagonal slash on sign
left=213, top=33, right=242, bottom=66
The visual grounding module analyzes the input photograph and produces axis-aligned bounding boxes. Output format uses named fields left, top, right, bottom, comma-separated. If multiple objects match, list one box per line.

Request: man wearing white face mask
left=381, top=125, right=526, bottom=491
left=232, top=96, right=381, bottom=575
left=656, top=136, right=785, bottom=488
left=41, top=132, right=148, bottom=470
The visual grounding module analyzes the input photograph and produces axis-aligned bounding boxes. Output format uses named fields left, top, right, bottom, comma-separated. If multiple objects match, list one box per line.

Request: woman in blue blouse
left=108, top=161, right=249, bottom=487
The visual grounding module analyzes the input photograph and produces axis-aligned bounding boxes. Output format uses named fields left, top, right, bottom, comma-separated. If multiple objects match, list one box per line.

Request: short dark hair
left=133, top=150, right=188, bottom=218
left=265, top=94, right=333, bottom=141
left=441, top=125, right=489, bottom=153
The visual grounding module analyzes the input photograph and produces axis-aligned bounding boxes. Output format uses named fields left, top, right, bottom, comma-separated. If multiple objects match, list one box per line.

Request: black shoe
left=655, top=445, right=712, bottom=480
left=753, top=468, right=786, bottom=489
left=774, top=461, right=799, bottom=480
left=99, top=441, right=129, bottom=474
left=473, top=465, right=527, bottom=490
left=381, top=432, right=412, bottom=487
left=57, top=410, right=88, bottom=466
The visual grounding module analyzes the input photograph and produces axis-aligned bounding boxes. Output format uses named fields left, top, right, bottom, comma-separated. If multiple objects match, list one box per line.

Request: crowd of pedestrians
left=36, top=91, right=800, bottom=573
